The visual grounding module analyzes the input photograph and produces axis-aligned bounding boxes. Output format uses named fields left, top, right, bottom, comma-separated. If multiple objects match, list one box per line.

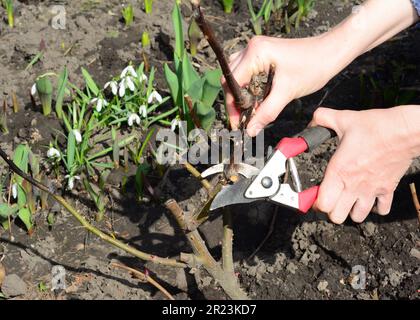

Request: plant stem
left=191, top=2, right=251, bottom=110
left=409, top=183, right=420, bottom=223
left=111, top=262, right=175, bottom=300
left=222, top=207, right=234, bottom=274
left=0, top=147, right=185, bottom=269
left=165, top=199, right=248, bottom=300
left=182, top=161, right=212, bottom=191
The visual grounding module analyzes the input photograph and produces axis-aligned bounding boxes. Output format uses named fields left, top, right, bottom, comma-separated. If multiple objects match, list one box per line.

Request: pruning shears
left=202, top=126, right=336, bottom=213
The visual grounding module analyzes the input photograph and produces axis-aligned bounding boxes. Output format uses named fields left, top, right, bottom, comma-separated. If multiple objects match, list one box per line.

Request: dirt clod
left=1, top=274, right=27, bottom=298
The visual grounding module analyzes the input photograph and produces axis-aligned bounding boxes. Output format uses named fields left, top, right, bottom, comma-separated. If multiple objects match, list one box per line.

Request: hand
left=224, top=35, right=338, bottom=136
left=311, top=106, right=420, bottom=224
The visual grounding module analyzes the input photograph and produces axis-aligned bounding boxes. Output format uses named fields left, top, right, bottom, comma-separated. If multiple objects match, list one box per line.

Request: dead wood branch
left=111, top=263, right=175, bottom=300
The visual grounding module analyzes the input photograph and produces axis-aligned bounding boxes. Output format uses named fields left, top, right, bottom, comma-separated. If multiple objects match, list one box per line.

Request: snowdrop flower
left=104, top=81, right=118, bottom=96
left=65, top=175, right=80, bottom=191
left=119, top=76, right=136, bottom=97
left=139, top=104, right=148, bottom=118
left=171, top=118, right=180, bottom=132
left=47, top=147, right=61, bottom=159
left=90, top=97, right=108, bottom=112
left=128, top=113, right=141, bottom=126
left=72, top=129, right=82, bottom=144
left=12, top=183, right=18, bottom=199
left=139, top=73, right=148, bottom=84
left=31, top=83, right=37, bottom=96
left=148, top=90, right=163, bottom=104
left=120, top=65, right=138, bottom=78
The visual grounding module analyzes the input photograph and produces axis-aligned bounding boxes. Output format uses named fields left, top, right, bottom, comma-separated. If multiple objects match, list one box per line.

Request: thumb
left=247, top=84, right=291, bottom=137
left=310, top=107, right=342, bottom=137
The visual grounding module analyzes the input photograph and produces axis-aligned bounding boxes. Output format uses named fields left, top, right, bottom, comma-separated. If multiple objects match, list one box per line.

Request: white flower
left=171, top=118, right=180, bottom=132
left=47, top=147, right=61, bottom=159
left=104, top=81, right=118, bottom=96
left=72, top=129, right=82, bottom=144
left=119, top=76, right=136, bottom=97
left=31, top=83, right=37, bottom=96
left=139, top=104, right=148, bottom=118
left=120, top=65, right=138, bottom=78
left=12, top=183, right=18, bottom=199
left=65, top=175, right=81, bottom=191
left=128, top=113, right=141, bottom=126
left=90, top=97, right=108, bottom=112
left=148, top=90, right=163, bottom=104
left=139, top=73, right=148, bottom=83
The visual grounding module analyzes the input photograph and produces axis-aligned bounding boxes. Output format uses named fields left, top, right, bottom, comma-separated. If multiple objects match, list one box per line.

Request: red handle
left=275, top=137, right=308, bottom=159
left=298, top=186, right=319, bottom=213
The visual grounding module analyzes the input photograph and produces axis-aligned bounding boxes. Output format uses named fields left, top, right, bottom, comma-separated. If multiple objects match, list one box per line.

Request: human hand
left=224, top=35, right=339, bottom=136
left=310, top=106, right=420, bottom=224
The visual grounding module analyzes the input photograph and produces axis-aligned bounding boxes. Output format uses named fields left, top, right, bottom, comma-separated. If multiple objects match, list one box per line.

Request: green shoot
left=3, top=0, right=14, bottom=28
left=25, top=52, right=43, bottom=71
left=144, top=0, right=153, bottom=14
left=295, top=0, right=314, bottom=29
left=35, top=76, right=53, bottom=116
left=55, top=67, right=68, bottom=119
left=188, top=19, right=201, bottom=57
left=122, top=4, right=134, bottom=27
left=221, top=0, right=234, bottom=14
left=0, top=100, right=8, bottom=134
left=247, top=0, right=273, bottom=35
left=142, top=31, right=151, bottom=48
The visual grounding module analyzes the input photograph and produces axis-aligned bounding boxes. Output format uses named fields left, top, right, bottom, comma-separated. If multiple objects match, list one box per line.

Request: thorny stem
left=111, top=263, right=175, bottom=300
left=165, top=199, right=248, bottom=300
left=182, top=161, right=212, bottom=191
left=409, top=183, right=420, bottom=223
left=222, top=208, right=234, bottom=274
left=0, top=147, right=186, bottom=268
left=191, top=2, right=251, bottom=110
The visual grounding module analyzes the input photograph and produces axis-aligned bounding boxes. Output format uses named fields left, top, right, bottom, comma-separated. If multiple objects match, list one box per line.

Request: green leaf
left=172, top=3, right=184, bottom=60
left=182, top=51, right=200, bottom=91
left=55, top=67, right=68, bottom=119
left=164, top=63, right=180, bottom=105
left=202, top=69, right=222, bottom=108
left=67, top=130, right=76, bottom=171
left=0, top=204, right=19, bottom=219
left=18, top=207, right=33, bottom=231
left=194, top=101, right=216, bottom=132
left=81, top=67, right=99, bottom=96
left=186, top=78, right=205, bottom=102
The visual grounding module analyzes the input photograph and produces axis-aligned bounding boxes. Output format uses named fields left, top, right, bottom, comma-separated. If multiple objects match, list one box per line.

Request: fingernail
left=247, top=122, right=263, bottom=137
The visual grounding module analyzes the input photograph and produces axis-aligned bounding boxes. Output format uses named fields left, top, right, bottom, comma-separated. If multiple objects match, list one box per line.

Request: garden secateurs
left=201, top=126, right=336, bottom=213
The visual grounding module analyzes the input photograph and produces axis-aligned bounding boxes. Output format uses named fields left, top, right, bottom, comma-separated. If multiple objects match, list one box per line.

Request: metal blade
left=201, top=163, right=260, bottom=179
left=210, top=178, right=257, bottom=211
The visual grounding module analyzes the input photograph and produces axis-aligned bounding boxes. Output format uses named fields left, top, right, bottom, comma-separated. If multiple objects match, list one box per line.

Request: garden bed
left=0, top=0, right=419, bottom=300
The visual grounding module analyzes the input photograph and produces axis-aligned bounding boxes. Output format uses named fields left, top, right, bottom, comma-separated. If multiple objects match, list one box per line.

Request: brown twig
left=0, top=147, right=185, bottom=268
left=191, top=2, right=252, bottom=110
left=111, top=263, right=175, bottom=300
left=184, top=95, right=202, bottom=129
left=409, top=183, right=420, bottom=223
